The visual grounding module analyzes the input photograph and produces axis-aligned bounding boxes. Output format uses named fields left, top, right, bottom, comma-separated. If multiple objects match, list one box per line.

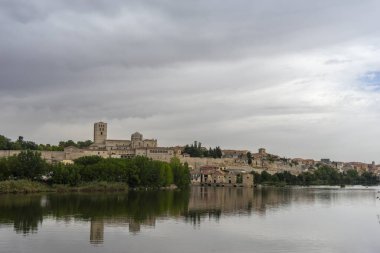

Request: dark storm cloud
left=1, top=0, right=380, bottom=162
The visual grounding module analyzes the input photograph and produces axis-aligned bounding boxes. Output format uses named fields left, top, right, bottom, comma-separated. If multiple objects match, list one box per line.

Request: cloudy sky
left=1, top=0, right=380, bottom=162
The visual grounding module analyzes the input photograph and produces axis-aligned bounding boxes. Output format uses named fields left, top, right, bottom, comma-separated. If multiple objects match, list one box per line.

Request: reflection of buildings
left=128, top=217, right=156, bottom=234
left=4, top=186, right=375, bottom=247
left=185, top=186, right=319, bottom=223
left=89, top=217, right=157, bottom=244
left=90, top=187, right=317, bottom=242
left=90, top=220, right=104, bottom=244
left=188, top=187, right=254, bottom=214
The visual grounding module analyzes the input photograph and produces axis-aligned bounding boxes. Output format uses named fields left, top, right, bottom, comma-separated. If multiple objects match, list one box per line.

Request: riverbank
left=0, top=180, right=129, bottom=194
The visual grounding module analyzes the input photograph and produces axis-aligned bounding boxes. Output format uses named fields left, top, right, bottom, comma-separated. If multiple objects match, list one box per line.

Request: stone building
left=86, top=122, right=176, bottom=161
left=90, top=122, right=157, bottom=151
left=93, top=122, right=107, bottom=146
left=197, top=165, right=253, bottom=187
left=222, top=150, right=249, bottom=159
left=0, top=122, right=175, bottom=163
left=242, top=173, right=254, bottom=187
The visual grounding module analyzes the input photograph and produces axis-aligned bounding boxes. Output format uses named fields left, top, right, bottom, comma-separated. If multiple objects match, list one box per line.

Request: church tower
left=94, top=122, right=107, bottom=145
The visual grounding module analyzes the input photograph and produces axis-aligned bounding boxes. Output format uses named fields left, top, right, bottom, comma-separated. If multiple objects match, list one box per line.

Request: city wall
left=179, top=157, right=236, bottom=169
left=0, top=150, right=66, bottom=163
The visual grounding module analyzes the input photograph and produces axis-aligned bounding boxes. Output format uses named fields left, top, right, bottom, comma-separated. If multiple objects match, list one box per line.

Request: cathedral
left=75, top=122, right=179, bottom=161
left=89, top=122, right=157, bottom=151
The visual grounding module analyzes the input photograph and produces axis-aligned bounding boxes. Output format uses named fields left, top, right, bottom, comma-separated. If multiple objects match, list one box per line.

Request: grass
left=0, top=180, right=128, bottom=194
left=53, top=181, right=129, bottom=192
left=0, top=180, right=52, bottom=194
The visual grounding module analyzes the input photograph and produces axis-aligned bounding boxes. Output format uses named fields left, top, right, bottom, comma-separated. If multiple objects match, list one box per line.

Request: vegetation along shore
left=252, top=167, right=379, bottom=186
left=0, top=150, right=190, bottom=193
left=1, top=150, right=379, bottom=194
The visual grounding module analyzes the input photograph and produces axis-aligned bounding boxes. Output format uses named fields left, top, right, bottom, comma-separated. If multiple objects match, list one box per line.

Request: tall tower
left=94, top=122, right=107, bottom=145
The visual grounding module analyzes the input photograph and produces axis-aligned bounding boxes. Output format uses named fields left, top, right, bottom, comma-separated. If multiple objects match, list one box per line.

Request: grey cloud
left=1, top=0, right=380, bottom=93
left=324, top=59, right=352, bottom=65
left=1, top=0, right=380, bottom=162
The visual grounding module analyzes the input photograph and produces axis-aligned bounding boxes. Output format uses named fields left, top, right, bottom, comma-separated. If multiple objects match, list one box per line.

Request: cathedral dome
left=131, top=132, right=143, bottom=141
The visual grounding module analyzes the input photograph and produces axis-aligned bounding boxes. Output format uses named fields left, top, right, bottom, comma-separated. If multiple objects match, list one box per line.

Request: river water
left=1, top=186, right=380, bottom=253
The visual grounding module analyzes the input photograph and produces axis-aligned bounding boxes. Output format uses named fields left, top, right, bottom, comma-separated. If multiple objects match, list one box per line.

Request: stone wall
left=0, top=150, right=66, bottom=163
left=106, top=140, right=131, bottom=150
left=179, top=157, right=235, bottom=169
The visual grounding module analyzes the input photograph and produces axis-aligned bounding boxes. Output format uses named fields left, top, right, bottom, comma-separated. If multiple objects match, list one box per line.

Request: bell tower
left=94, top=122, right=107, bottom=145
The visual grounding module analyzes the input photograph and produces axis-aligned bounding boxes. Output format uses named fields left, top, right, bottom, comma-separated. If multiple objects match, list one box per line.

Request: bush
left=0, top=180, right=50, bottom=193
left=253, top=166, right=379, bottom=186
left=1, top=154, right=190, bottom=189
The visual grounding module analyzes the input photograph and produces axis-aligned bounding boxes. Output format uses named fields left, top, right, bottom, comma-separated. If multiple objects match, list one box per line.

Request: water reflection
left=0, top=186, right=378, bottom=245
left=0, top=195, right=43, bottom=235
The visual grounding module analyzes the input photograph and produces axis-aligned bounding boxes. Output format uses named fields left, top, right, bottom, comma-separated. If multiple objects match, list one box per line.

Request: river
left=1, top=186, right=380, bottom=253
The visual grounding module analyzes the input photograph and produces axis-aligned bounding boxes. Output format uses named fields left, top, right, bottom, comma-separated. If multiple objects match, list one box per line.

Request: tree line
left=0, top=151, right=190, bottom=188
left=183, top=141, right=222, bottom=158
left=0, top=135, right=93, bottom=151
left=252, top=166, right=379, bottom=186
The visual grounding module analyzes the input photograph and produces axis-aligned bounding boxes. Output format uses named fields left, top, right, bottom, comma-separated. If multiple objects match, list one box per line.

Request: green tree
left=9, top=151, right=48, bottom=180
left=261, top=171, right=272, bottom=182
left=74, top=156, right=103, bottom=166
left=0, top=157, right=11, bottom=180
left=247, top=152, right=253, bottom=165
left=0, top=135, right=12, bottom=150
left=170, top=157, right=190, bottom=188
left=76, top=140, right=93, bottom=148
left=252, top=171, right=261, bottom=184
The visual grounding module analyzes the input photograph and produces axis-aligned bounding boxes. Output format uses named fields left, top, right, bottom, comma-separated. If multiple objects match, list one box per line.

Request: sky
left=0, top=0, right=380, bottom=163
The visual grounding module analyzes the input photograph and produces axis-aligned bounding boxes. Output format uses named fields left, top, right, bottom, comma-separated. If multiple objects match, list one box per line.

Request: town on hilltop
left=0, top=122, right=379, bottom=186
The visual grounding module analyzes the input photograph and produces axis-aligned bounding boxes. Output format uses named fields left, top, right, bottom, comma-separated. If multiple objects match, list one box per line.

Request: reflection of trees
left=184, top=187, right=316, bottom=224
left=0, top=187, right=316, bottom=235
left=0, top=195, right=43, bottom=235
left=0, top=186, right=375, bottom=239
left=0, top=190, right=190, bottom=237
left=184, top=209, right=222, bottom=225
left=44, top=190, right=189, bottom=222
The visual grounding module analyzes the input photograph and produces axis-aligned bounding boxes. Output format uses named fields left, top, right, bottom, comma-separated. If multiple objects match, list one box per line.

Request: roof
left=212, top=171, right=225, bottom=176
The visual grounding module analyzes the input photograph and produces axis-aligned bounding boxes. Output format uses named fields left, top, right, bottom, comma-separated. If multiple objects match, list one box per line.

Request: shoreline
left=0, top=180, right=129, bottom=194
left=1, top=180, right=378, bottom=195
left=0, top=180, right=180, bottom=194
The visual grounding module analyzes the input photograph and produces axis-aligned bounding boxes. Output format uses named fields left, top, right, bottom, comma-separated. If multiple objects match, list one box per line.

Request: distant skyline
left=1, top=0, right=380, bottom=163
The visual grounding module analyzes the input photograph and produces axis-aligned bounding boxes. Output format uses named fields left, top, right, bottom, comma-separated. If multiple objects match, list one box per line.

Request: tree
left=77, top=140, right=93, bottom=148
left=261, top=171, right=272, bottom=182
left=0, top=157, right=11, bottom=180
left=214, top=146, right=222, bottom=158
left=183, top=142, right=222, bottom=158
left=0, top=135, right=11, bottom=150
left=252, top=171, right=261, bottom=184
left=247, top=152, right=253, bottom=165
left=170, top=157, right=190, bottom=188
left=12, top=150, right=47, bottom=180
left=74, top=156, right=103, bottom=166
left=59, top=140, right=76, bottom=148
left=51, top=163, right=81, bottom=186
